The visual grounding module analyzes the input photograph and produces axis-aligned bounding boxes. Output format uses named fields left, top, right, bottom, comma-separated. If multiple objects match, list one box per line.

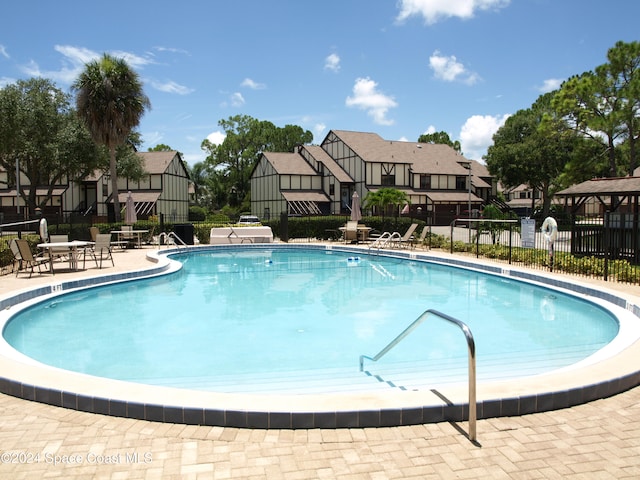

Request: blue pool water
left=3, top=248, right=619, bottom=394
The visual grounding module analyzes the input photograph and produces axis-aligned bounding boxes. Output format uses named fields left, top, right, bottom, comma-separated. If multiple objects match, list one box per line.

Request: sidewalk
left=1, top=246, right=639, bottom=479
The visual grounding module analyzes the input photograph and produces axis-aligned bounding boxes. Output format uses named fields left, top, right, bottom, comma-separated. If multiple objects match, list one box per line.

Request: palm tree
left=363, top=187, right=410, bottom=218
left=73, top=53, right=150, bottom=222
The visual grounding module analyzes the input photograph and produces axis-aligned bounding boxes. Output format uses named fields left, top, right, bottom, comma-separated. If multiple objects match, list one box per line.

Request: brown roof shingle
left=263, top=152, right=317, bottom=175
left=330, top=130, right=472, bottom=175
left=556, top=176, right=640, bottom=196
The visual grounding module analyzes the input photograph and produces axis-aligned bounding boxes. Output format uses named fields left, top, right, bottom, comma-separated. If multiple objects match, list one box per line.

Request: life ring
left=540, top=216, right=558, bottom=243
left=39, top=218, right=48, bottom=242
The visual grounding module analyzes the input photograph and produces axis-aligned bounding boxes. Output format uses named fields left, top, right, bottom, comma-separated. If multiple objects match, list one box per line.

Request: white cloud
left=345, top=77, right=398, bottom=126
left=230, top=92, right=245, bottom=107
left=459, top=113, right=509, bottom=159
left=112, top=51, right=155, bottom=69
left=396, top=0, right=510, bottom=25
left=241, top=78, right=266, bottom=90
left=206, top=130, right=226, bottom=146
left=54, top=45, right=99, bottom=65
left=423, top=125, right=437, bottom=135
left=314, top=123, right=326, bottom=139
left=153, top=46, right=190, bottom=56
left=150, top=80, right=194, bottom=95
left=0, top=76, right=16, bottom=88
left=143, top=131, right=164, bottom=147
left=0, top=44, right=9, bottom=59
left=324, top=53, right=340, bottom=72
left=429, top=50, right=479, bottom=85
left=538, top=78, right=563, bottom=93
left=20, top=45, right=157, bottom=86
left=20, top=45, right=95, bottom=84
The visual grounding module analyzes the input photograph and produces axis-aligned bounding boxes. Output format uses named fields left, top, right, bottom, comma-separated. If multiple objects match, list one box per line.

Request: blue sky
left=2, top=0, right=639, bottom=166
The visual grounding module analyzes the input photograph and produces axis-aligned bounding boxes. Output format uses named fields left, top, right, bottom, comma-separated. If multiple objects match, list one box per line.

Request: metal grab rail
left=368, top=231, right=401, bottom=250
left=359, top=309, right=477, bottom=441
left=159, top=232, right=188, bottom=249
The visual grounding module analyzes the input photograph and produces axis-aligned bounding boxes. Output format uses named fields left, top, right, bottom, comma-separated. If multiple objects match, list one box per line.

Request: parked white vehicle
left=238, top=215, right=260, bottom=225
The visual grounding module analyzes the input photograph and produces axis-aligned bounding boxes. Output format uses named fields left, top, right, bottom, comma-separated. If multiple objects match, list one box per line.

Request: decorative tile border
left=1, top=244, right=639, bottom=429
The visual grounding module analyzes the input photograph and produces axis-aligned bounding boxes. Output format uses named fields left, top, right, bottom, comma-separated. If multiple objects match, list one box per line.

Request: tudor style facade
left=0, top=150, right=190, bottom=223
left=250, top=130, right=495, bottom=225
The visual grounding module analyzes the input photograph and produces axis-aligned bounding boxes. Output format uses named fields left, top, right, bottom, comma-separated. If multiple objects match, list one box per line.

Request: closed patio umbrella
left=125, top=191, right=137, bottom=225
left=350, top=191, right=362, bottom=222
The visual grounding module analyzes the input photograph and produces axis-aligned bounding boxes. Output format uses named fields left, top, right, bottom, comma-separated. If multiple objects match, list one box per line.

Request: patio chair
left=416, top=225, right=429, bottom=249
left=120, top=225, right=137, bottom=248
left=344, top=221, right=358, bottom=243
left=84, top=233, right=114, bottom=269
left=387, top=223, right=418, bottom=249
left=48, top=234, right=70, bottom=263
left=10, top=238, right=22, bottom=273
left=143, top=225, right=157, bottom=245
left=14, top=239, right=50, bottom=277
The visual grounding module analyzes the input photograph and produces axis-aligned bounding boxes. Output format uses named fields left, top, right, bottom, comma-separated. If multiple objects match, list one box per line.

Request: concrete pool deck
left=1, top=244, right=640, bottom=478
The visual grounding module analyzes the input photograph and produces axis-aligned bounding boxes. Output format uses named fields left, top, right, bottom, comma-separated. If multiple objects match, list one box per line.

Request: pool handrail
left=159, top=231, right=189, bottom=249
left=359, top=309, right=477, bottom=441
left=369, top=231, right=399, bottom=251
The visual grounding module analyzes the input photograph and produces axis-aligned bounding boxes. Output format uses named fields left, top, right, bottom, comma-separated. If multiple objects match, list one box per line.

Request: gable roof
left=138, top=150, right=188, bottom=176
left=262, top=152, right=317, bottom=175
left=328, top=130, right=471, bottom=175
left=83, top=150, right=189, bottom=181
left=304, top=145, right=353, bottom=183
left=468, top=160, right=492, bottom=189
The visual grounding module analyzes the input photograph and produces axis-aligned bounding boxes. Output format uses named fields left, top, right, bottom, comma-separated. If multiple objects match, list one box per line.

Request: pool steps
left=121, top=343, right=603, bottom=395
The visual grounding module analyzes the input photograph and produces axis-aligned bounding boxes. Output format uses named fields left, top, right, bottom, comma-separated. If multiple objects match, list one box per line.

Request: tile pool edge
left=1, top=244, right=639, bottom=429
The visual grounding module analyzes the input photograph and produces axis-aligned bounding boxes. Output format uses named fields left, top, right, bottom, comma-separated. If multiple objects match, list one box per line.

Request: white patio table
left=37, top=240, right=91, bottom=273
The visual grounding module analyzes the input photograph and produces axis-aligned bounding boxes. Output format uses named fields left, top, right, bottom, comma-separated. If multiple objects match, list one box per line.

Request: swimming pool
left=1, top=244, right=640, bottom=428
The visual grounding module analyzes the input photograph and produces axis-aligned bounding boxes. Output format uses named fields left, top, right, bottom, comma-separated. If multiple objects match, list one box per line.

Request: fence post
left=508, top=222, right=513, bottom=265
left=603, top=211, right=609, bottom=281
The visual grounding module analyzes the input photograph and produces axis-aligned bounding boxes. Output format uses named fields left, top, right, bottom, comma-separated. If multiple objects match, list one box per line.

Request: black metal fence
left=3, top=212, right=640, bottom=285
left=448, top=213, right=640, bottom=285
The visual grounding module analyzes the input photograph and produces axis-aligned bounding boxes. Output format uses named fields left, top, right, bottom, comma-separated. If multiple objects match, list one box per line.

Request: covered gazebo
left=555, top=175, right=640, bottom=263
left=555, top=175, right=640, bottom=216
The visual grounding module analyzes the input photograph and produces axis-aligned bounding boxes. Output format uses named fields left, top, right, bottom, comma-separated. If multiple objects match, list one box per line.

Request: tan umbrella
left=350, top=192, right=362, bottom=222
left=125, top=191, right=137, bottom=225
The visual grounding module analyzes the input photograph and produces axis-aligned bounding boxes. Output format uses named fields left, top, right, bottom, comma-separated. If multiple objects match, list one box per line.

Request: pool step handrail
left=159, top=232, right=189, bottom=249
left=369, top=231, right=401, bottom=251
left=359, top=309, right=477, bottom=441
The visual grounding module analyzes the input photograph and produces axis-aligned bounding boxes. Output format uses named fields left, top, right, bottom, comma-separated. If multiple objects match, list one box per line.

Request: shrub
left=189, top=206, right=207, bottom=221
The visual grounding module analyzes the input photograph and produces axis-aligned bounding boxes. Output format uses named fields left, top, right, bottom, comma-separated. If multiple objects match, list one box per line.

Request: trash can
left=279, top=212, right=289, bottom=243
left=173, top=223, right=194, bottom=245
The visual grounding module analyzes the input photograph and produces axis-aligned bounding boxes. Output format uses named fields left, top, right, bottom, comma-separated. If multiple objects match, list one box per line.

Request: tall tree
left=148, top=143, right=174, bottom=152
left=73, top=53, right=150, bottom=222
left=0, top=78, right=103, bottom=214
left=486, top=92, right=578, bottom=217
left=551, top=41, right=640, bottom=177
left=417, top=131, right=461, bottom=152
left=605, top=40, right=640, bottom=174
left=201, top=115, right=313, bottom=207
left=553, top=70, right=621, bottom=177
